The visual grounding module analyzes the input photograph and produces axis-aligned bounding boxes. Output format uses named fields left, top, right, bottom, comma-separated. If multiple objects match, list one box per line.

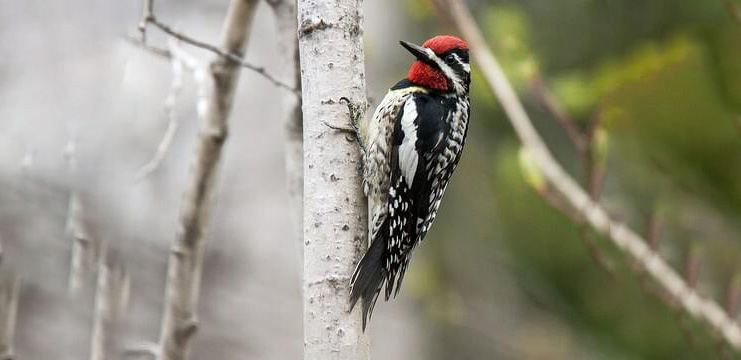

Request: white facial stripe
left=425, top=48, right=468, bottom=94
left=451, top=53, right=470, bottom=73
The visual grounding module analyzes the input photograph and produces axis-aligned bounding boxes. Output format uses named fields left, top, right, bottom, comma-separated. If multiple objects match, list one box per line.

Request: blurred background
left=1, top=0, right=741, bottom=359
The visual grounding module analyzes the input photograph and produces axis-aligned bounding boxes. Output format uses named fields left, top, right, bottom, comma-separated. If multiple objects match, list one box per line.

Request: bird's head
left=402, top=35, right=469, bottom=94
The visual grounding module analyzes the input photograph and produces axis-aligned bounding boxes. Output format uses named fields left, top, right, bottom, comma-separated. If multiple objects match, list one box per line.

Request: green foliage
left=401, top=1, right=741, bottom=358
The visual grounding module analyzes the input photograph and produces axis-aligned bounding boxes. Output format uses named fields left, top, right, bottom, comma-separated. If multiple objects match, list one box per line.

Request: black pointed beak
left=400, top=40, right=432, bottom=62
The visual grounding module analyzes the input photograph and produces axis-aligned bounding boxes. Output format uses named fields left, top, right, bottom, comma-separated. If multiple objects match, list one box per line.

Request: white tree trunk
left=297, top=0, right=370, bottom=359
left=156, top=1, right=258, bottom=359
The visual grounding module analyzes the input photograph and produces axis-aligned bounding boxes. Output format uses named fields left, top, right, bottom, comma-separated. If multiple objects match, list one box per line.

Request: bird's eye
left=445, top=54, right=456, bottom=64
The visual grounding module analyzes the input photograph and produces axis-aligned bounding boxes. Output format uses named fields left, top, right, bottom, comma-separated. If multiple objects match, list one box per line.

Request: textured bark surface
left=156, top=1, right=258, bottom=359
left=297, top=0, right=370, bottom=359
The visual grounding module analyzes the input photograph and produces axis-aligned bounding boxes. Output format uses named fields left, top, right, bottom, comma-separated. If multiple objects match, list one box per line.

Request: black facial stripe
left=439, top=49, right=469, bottom=62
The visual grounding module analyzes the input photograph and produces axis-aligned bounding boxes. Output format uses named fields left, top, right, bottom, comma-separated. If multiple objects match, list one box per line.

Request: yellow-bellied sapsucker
left=349, top=35, right=471, bottom=329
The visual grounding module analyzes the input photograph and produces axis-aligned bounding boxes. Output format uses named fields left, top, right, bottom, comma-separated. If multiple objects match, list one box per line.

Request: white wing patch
left=398, top=99, right=419, bottom=187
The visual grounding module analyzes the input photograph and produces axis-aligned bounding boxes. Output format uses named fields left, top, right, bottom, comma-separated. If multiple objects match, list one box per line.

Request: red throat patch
left=408, top=61, right=448, bottom=91
left=406, top=35, right=467, bottom=91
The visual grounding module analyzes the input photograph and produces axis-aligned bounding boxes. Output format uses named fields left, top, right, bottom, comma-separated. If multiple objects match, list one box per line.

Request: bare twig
left=529, top=75, right=587, bottom=152
left=125, top=36, right=171, bottom=59
left=135, top=2, right=298, bottom=94
left=529, top=72, right=615, bottom=276
left=135, top=40, right=205, bottom=181
left=726, top=275, right=741, bottom=317
left=723, top=0, right=741, bottom=25
left=156, top=0, right=259, bottom=359
left=731, top=115, right=741, bottom=136
left=671, top=246, right=703, bottom=350
left=535, top=187, right=582, bottom=223
left=439, top=0, right=741, bottom=351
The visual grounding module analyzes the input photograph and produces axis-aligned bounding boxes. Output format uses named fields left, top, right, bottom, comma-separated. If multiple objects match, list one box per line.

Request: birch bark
left=297, top=0, right=370, bottom=358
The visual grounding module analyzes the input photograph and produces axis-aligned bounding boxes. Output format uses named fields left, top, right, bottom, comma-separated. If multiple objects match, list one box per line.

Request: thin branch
left=156, top=0, right=259, bottom=359
left=535, top=187, right=582, bottom=223
left=529, top=73, right=614, bottom=276
left=135, top=40, right=203, bottom=181
left=125, top=36, right=171, bottom=59
left=439, top=0, right=741, bottom=351
left=529, top=75, right=587, bottom=152
left=726, top=275, right=741, bottom=317
left=732, top=115, right=741, bottom=137
left=723, top=0, right=741, bottom=25
left=135, top=3, right=298, bottom=95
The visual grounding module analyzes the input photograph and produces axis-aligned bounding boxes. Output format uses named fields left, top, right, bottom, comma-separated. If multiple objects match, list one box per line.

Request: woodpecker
left=348, top=35, right=470, bottom=329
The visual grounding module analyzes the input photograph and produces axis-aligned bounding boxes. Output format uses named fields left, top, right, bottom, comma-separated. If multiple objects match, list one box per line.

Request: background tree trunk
left=0, top=274, right=19, bottom=360
left=90, top=249, right=128, bottom=360
left=297, top=0, right=370, bottom=359
left=156, top=1, right=258, bottom=359
left=267, top=0, right=304, bottom=250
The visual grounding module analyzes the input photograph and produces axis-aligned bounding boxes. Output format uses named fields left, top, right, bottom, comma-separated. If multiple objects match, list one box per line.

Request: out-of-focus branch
left=438, top=0, right=741, bottom=350
left=266, top=0, right=303, bottom=249
left=156, top=0, right=259, bottom=359
left=135, top=1, right=298, bottom=94
left=529, top=75, right=587, bottom=152
left=123, top=342, right=159, bottom=359
left=0, top=274, right=20, bottom=360
left=731, top=115, right=741, bottom=136
left=723, top=0, right=741, bottom=25
left=90, top=245, right=129, bottom=360
left=126, top=36, right=171, bottom=59
left=66, top=193, right=99, bottom=296
left=135, top=41, right=207, bottom=181
left=529, top=71, right=615, bottom=276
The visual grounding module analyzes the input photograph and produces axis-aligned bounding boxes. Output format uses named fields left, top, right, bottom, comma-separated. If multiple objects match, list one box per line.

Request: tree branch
left=723, top=0, right=741, bottom=25
left=528, top=75, right=587, bottom=152
left=135, top=1, right=298, bottom=94
left=156, top=0, right=259, bottom=359
left=438, top=0, right=741, bottom=351
left=135, top=40, right=207, bottom=181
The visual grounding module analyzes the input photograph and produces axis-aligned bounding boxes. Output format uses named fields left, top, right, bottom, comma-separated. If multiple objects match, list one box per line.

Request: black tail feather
left=349, top=225, right=388, bottom=331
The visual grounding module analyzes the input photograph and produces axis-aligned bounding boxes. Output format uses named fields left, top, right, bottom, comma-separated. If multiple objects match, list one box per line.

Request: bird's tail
left=349, top=219, right=388, bottom=331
